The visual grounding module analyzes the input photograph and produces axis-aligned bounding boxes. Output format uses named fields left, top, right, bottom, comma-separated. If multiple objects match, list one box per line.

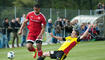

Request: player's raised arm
left=50, top=33, right=63, bottom=40
left=18, top=19, right=28, bottom=35
left=80, top=24, right=91, bottom=39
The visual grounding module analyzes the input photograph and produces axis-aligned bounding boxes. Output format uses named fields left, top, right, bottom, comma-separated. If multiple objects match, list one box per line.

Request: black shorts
left=26, top=41, right=34, bottom=44
left=50, top=51, right=66, bottom=60
left=26, top=39, right=42, bottom=44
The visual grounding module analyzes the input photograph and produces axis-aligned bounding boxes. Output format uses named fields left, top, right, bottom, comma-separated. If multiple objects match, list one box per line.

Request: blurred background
left=0, top=0, right=105, bottom=60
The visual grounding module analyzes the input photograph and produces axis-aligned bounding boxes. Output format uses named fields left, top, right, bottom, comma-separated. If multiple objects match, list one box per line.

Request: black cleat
left=37, top=56, right=45, bottom=60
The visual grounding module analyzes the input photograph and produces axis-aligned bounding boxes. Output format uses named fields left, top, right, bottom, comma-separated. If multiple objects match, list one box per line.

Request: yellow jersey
left=58, top=36, right=81, bottom=55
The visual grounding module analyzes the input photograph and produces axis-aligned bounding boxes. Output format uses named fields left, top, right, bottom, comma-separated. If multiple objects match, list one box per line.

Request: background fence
left=0, top=7, right=96, bottom=23
left=0, top=7, right=105, bottom=44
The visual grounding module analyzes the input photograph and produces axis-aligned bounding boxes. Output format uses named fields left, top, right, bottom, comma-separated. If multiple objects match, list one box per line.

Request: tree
left=0, top=0, right=13, bottom=7
left=38, top=0, right=105, bottom=10
left=13, top=0, right=37, bottom=7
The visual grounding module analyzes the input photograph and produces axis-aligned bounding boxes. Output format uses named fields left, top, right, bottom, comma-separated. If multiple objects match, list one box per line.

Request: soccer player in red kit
left=18, top=4, right=46, bottom=58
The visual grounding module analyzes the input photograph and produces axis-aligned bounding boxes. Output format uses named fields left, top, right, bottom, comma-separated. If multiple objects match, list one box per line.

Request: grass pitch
left=0, top=41, right=105, bottom=60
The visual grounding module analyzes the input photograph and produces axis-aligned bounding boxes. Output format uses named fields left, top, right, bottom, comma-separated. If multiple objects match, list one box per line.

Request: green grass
left=0, top=41, right=105, bottom=60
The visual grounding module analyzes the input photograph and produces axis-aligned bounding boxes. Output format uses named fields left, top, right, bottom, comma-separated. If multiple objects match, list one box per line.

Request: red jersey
left=26, top=11, right=46, bottom=33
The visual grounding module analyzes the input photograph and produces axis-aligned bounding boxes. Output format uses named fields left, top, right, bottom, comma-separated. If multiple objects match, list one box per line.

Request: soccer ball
left=7, top=51, right=15, bottom=59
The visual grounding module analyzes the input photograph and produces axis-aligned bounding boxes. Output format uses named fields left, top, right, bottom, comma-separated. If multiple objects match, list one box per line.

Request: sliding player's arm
left=50, top=33, right=63, bottom=40
left=80, top=25, right=91, bottom=39
left=18, top=19, right=28, bottom=35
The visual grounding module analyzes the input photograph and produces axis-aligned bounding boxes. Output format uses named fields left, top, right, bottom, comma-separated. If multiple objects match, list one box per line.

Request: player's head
left=4, top=18, right=8, bottom=22
left=16, top=18, right=20, bottom=21
left=11, top=19, right=15, bottom=23
left=71, top=30, right=79, bottom=38
left=33, top=4, right=40, bottom=14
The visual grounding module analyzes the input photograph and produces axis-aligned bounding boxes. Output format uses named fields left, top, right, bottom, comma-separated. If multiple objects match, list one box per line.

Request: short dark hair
left=34, top=4, right=40, bottom=8
left=4, top=18, right=8, bottom=20
left=88, top=22, right=90, bottom=24
left=75, top=30, right=79, bottom=36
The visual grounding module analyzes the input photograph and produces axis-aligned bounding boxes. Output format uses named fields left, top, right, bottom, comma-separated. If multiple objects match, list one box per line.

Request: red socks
left=38, top=50, right=43, bottom=57
left=28, top=46, right=35, bottom=52
left=28, top=46, right=43, bottom=57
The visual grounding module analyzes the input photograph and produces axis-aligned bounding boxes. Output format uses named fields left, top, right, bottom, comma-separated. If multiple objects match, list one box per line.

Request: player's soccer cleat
left=37, top=56, right=45, bottom=60
left=33, top=48, right=38, bottom=58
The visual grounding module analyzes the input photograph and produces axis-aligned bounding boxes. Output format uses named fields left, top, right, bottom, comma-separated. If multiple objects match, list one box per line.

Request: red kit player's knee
left=36, top=39, right=42, bottom=44
left=28, top=46, right=35, bottom=52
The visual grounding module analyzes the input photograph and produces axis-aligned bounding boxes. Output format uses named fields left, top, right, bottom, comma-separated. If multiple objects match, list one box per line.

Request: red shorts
left=27, top=32, right=42, bottom=43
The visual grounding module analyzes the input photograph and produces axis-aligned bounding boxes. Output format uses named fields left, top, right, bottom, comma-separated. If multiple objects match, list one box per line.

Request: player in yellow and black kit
left=37, top=25, right=92, bottom=60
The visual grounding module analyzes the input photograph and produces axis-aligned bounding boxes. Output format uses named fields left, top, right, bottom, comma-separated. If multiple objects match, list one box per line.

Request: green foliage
left=0, top=0, right=13, bottom=7
left=0, top=0, right=105, bottom=9
left=12, top=0, right=37, bottom=7
left=0, top=7, right=15, bottom=21
left=39, top=0, right=105, bottom=9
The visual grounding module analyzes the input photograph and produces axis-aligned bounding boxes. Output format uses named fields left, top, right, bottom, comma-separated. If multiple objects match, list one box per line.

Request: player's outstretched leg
left=38, top=51, right=66, bottom=60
